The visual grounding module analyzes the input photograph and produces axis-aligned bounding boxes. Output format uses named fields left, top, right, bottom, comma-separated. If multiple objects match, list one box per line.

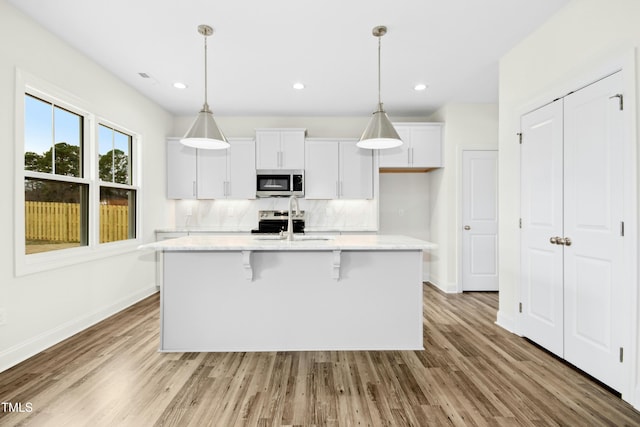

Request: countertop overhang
left=140, top=234, right=436, bottom=252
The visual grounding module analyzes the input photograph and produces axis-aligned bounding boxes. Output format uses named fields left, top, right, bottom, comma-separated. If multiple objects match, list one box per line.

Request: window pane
left=24, top=95, right=83, bottom=178
left=25, top=178, right=88, bottom=254
left=24, top=95, right=52, bottom=173
left=54, top=106, right=82, bottom=177
left=100, top=187, right=136, bottom=243
left=113, top=130, right=131, bottom=184
left=99, top=125, right=131, bottom=185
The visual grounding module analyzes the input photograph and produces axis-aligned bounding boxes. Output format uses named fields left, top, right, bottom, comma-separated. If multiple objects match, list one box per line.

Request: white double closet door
left=520, top=71, right=628, bottom=393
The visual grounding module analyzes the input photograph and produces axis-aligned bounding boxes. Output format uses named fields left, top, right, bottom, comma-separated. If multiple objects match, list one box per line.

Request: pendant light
left=357, top=25, right=402, bottom=149
left=181, top=25, right=229, bottom=150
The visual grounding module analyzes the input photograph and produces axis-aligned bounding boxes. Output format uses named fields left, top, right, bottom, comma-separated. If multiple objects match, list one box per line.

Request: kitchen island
left=140, top=234, right=435, bottom=352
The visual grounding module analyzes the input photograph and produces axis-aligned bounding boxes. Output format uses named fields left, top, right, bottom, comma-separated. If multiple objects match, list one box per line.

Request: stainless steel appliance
left=256, top=170, right=304, bottom=197
left=250, top=210, right=305, bottom=234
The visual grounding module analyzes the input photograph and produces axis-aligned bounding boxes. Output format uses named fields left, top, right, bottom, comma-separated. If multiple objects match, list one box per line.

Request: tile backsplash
left=174, top=198, right=378, bottom=231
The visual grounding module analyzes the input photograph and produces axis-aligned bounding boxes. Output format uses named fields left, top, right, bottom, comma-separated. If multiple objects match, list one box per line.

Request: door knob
left=563, top=237, right=572, bottom=246
left=464, top=225, right=471, bottom=230
left=550, top=236, right=558, bottom=244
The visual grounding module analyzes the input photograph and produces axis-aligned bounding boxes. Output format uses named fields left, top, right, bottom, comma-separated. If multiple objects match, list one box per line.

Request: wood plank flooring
left=1, top=284, right=639, bottom=426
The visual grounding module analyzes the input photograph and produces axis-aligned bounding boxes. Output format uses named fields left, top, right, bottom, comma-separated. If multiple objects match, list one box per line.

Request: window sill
left=15, top=239, right=142, bottom=277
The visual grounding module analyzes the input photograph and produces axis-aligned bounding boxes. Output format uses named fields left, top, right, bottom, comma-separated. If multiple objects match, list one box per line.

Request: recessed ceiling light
left=173, top=82, right=188, bottom=89
left=414, top=83, right=428, bottom=91
left=293, top=82, right=305, bottom=90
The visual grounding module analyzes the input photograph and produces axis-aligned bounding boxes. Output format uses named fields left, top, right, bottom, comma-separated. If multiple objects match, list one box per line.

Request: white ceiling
left=9, top=0, right=570, bottom=117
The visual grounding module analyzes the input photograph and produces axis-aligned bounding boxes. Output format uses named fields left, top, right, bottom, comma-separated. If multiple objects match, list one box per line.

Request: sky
left=25, top=94, right=129, bottom=162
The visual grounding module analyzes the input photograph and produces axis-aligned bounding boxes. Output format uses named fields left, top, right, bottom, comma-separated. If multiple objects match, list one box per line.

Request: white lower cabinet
left=305, top=139, right=373, bottom=200
left=379, top=123, right=443, bottom=169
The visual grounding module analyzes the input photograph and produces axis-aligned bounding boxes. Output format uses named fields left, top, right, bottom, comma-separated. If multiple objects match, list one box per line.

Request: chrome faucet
left=286, top=195, right=300, bottom=241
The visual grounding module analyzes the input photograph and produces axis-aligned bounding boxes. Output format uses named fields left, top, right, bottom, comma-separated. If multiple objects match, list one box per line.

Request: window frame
left=15, top=69, right=142, bottom=276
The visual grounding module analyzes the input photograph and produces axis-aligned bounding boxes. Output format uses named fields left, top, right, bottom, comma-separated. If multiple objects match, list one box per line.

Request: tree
left=99, top=149, right=129, bottom=184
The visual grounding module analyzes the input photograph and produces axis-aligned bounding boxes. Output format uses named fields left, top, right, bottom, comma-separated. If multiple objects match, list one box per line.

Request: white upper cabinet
left=378, top=123, right=443, bottom=169
left=198, top=138, right=256, bottom=199
left=167, top=138, right=255, bottom=200
left=305, top=139, right=373, bottom=200
left=167, top=138, right=197, bottom=199
left=255, top=129, right=305, bottom=170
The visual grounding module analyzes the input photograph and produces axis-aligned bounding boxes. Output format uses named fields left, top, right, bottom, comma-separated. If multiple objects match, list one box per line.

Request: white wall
left=498, top=0, right=640, bottom=405
left=0, top=1, right=173, bottom=372
left=427, top=104, right=499, bottom=292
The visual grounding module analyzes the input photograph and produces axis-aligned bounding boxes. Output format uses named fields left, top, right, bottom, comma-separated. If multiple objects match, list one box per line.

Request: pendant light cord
left=203, top=33, right=208, bottom=109
left=377, top=35, right=382, bottom=105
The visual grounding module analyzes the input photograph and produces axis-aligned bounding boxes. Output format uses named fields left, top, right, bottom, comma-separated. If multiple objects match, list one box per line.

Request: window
left=98, top=125, right=136, bottom=243
left=24, top=94, right=89, bottom=254
left=17, top=71, right=141, bottom=274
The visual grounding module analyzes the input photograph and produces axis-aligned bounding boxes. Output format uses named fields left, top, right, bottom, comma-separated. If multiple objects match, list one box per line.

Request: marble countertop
left=156, top=226, right=378, bottom=233
left=140, top=234, right=435, bottom=252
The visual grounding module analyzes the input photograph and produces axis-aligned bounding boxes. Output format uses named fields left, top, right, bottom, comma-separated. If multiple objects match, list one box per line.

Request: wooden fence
left=25, top=201, right=129, bottom=243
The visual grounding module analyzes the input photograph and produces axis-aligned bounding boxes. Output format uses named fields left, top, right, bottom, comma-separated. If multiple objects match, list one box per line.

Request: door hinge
left=621, top=221, right=625, bottom=237
left=519, top=302, right=523, bottom=313
left=610, top=94, right=624, bottom=111
left=517, top=133, right=523, bottom=144
left=519, top=218, right=522, bottom=229
left=620, top=347, right=624, bottom=363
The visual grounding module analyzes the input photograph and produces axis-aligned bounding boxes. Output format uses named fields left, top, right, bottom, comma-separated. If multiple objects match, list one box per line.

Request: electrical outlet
left=0, top=308, right=6, bottom=326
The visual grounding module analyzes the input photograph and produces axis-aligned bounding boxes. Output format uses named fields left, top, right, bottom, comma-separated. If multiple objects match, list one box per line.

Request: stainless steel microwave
left=256, top=170, right=304, bottom=197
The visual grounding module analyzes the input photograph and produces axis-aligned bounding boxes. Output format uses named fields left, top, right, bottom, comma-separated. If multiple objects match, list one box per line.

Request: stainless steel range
left=250, top=210, right=306, bottom=234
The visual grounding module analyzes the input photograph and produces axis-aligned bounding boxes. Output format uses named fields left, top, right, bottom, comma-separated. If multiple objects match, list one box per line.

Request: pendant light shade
left=358, top=26, right=402, bottom=150
left=181, top=25, right=229, bottom=150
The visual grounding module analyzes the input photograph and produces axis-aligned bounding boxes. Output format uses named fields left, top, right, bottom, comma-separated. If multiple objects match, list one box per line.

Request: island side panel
left=161, top=249, right=423, bottom=351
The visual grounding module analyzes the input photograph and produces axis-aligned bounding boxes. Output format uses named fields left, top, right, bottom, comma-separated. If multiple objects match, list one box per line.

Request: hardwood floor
left=1, top=284, right=639, bottom=426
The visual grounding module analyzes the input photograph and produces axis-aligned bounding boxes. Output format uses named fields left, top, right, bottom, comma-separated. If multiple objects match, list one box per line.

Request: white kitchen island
left=140, top=234, right=435, bottom=352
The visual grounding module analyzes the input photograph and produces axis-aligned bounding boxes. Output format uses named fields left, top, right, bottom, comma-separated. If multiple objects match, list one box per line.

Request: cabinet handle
left=550, top=236, right=558, bottom=244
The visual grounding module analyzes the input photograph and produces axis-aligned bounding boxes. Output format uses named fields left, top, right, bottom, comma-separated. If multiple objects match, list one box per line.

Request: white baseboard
left=0, top=284, right=158, bottom=374
left=427, top=278, right=459, bottom=294
left=496, top=309, right=520, bottom=335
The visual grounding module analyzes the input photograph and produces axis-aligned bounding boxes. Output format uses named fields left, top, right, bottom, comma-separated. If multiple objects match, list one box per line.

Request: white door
left=228, top=139, right=256, bottom=199
left=461, top=150, right=498, bottom=291
left=196, top=148, right=227, bottom=199
left=340, top=140, right=373, bottom=199
left=255, top=131, right=281, bottom=170
left=563, top=71, right=627, bottom=391
left=411, top=125, right=443, bottom=168
left=378, top=126, right=411, bottom=168
left=166, top=139, right=196, bottom=199
left=305, top=140, right=339, bottom=199
left=520, top=100, right=565, bottom=358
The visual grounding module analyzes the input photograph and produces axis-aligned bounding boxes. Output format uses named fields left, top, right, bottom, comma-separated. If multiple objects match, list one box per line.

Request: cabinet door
left=411, top=125, right=442, bottom=168
left=280, top=130, right=305, bottom=169
left=228, top=139, right=256, bottom=199
left=197, top=149, right=227, bottom=199
left=340, top=140, right=373, bottom=199
left=167, top=139, right=196, bottom=199
left=305, top=140, right=339, bottom=199
left=378, top=126, right=411, bottom=167
left=255, top=131, right=281, bottom=169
